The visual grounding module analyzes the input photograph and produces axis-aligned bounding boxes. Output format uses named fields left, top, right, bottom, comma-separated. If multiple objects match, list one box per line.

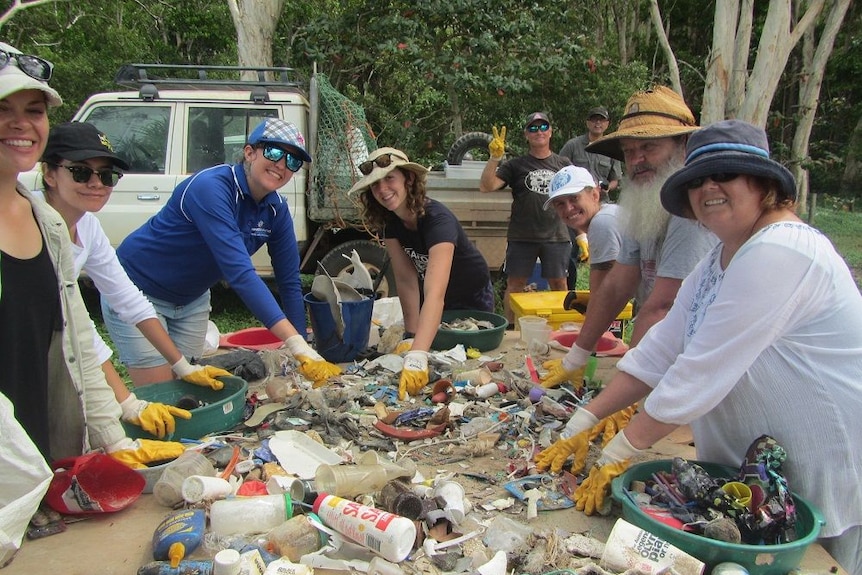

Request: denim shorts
left=100, top=290, right=211, bottom=368
left=504, top=241, right=571, bottom=278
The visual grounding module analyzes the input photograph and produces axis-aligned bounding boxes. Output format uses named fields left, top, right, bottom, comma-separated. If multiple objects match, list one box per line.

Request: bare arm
left=576, top=262, right=639, bottom=351
left=588, top=261, right=614, bottom=293
left=135, top=318, right=184, bottom=365
left=385, top=239, right=423, bottom=336
left=102, top=359, right=132, bottom=403
left=411, top=241, right=455, bottom=352
left=628, top=276, right=682, bottom=346
left=479, top=159, right=506, bottom=193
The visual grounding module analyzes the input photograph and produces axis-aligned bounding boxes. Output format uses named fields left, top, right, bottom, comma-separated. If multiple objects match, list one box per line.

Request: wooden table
left=4, top=332, right=847, bottom=575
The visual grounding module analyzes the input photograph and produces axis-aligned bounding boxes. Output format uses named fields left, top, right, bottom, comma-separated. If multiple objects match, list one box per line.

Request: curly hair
left=358, top=167, right=428, bottom=232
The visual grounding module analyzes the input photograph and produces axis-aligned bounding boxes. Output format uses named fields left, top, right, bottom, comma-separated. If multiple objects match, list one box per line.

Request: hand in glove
left=394, top=338, right=414, bottom=355
left=120, top=393, right=192, bottom=439
left=106, top=438, right=187, bottom=470
left=574, top=431, right=641, bottom=515
left=540, top=343, right=591, bottom=389
left=285, top=334, right=342, bottom=387
left=172, top=357, right=231, bottom=390
left=534, top=409, right=600, bottom=473
left=575, top=233, right=590, bottom=263
left=489, top=125, right=507, bottom=161
left=399, top=350, right=429, bottom=400
left=595, top=403, right=638, bottom=447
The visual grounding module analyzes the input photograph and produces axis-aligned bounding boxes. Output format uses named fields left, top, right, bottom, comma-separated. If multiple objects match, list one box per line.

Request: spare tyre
left=446, top=132, right=493, bottom=165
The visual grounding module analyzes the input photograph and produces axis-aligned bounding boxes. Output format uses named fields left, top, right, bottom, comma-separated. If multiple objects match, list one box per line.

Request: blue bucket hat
left=660, top=119, right=797, bottom=218
left=247, top=118, right=311, bottom=162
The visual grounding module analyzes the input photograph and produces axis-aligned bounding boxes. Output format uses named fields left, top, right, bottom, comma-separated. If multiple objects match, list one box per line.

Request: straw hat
left=347, top=147, right=429, bottom=197
left=661, top=119, right=797, bottom=218
left=586, top=86, right=698, bottom=162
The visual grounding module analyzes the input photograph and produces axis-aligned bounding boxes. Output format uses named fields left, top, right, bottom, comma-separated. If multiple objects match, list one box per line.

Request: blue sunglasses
left=259, top=145, right=303, bottom=172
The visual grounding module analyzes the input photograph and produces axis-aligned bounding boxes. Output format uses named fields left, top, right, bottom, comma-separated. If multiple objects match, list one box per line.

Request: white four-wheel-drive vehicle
left=21, top=64, right=509, bottom=296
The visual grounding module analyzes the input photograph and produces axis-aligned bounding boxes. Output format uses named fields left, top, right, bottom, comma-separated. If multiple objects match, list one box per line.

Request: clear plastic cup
left=153, top=451, right=215, bottom=507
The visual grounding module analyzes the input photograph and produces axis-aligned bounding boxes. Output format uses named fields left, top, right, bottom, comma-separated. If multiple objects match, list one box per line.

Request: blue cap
left=247, top=118, right=311, bottom=162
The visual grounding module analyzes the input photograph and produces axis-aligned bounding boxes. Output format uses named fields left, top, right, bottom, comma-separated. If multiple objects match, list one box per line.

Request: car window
left=187, top=107, right=280, bottom=173
left=84, top=105, right=171, bottom=174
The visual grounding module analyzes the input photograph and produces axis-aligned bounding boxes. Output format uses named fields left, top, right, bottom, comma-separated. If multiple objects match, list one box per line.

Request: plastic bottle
left=153, top=450, right=216, bottom=508
left=314, top=458, right=416, bottom=499
left=266, top=513, right=325, bottom=561
left=152, top=508, right=206, bottom=568
left=209, top=493, right=293, bottom=537
left=312, top=493, right=416, bottom=563
left=136, top=560, right=213, bottom=575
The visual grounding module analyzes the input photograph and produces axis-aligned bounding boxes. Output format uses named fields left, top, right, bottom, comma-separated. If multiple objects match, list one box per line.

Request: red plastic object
left=551, top=330, right=628, bottom=357
left=219, top=327, right=283, bottom=351
left=46, top=453, right=145, bottom=514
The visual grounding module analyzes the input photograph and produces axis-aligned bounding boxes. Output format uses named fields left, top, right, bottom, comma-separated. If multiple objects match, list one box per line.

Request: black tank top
left=0, top=239, right=61, bottom=459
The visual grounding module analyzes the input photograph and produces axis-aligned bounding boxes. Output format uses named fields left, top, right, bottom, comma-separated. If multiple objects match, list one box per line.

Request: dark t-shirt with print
left=495, top=153, right=571, bottom=242
left=383, top=199, right=490, bottom=308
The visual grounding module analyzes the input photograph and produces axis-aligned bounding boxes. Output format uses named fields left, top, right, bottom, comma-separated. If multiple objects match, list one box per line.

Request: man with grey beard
left=540, top=86, right=718, bottom=391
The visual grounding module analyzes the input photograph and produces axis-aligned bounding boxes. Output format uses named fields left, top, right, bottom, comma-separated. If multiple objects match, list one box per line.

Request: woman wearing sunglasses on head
left=348, top=147, right=493, bottom=399
left=0, top=42, right=185, bottom=557
left=101, top=118, right=341, bottom=387
left=34, top=121, right=232, bottom=438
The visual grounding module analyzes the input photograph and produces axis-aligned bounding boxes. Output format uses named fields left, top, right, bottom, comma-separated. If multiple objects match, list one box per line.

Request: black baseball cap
left=42, top=121, right=130, bottom=170
left=587, top=107, right=610, bottom=120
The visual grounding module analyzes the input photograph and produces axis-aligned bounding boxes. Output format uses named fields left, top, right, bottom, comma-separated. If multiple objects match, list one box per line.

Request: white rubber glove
left=561, top=407, right=600, bottom=439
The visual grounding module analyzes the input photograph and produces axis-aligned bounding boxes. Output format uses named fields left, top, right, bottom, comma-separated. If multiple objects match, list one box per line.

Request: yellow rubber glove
left=540, top=359, right=585, bottom=390
left=172, top=357, right=231, bottom=390
left=399, top=350, right=429, bottom=399
left=535, top=428, right=593, bottom=474
left=489, top=125, right=507, bottom=161
left=106, top=438, right=187, bottom=470
left=394, top=338, right=414, bottom=355
left=575, top=233, right=590, bottom=263
left=285, top=334, right=342, bottom=387
left=595, top=403, right=638, bottom=447
left=540, top=343, right=591, bottom=388
left=574, top=431, right=641, bottom=515
left=119, top=393, right=192, bottom=439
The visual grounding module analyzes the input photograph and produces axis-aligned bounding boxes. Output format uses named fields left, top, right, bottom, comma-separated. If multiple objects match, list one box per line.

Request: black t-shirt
left=495, top=153, right=571, bottom=242
left=0, top=241, right=61, bottom=459
left=383, top=199, right=490, bottom=309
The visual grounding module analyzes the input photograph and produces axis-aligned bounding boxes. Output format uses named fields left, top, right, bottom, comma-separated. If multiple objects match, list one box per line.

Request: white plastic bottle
left=209, top=494, right=293, bottom=537
left=312, top=494, right=416, bottom=563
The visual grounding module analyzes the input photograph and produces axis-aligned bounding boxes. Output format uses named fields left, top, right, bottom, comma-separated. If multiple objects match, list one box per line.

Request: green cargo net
left=309, top=73, right=377, bottom=227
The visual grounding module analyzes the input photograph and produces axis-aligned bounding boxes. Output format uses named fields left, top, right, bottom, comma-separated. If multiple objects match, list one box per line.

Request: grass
left=87, top=206, right=862, bottom=384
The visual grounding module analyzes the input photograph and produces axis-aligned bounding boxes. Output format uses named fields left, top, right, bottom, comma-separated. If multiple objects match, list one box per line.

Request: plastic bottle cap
left=283, top=492, right=293, bottom=519
left=168, top=541, right=185, bottom=568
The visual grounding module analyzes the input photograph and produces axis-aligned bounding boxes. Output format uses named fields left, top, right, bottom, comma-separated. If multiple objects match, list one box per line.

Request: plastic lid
left=168, top=542, right=185, bottom=568
left=283, top=492, right=293, bottom=519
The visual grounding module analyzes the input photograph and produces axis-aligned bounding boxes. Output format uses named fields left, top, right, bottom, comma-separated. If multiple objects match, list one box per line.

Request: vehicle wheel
left=446, top=132, right=493, bottom=165
left=318, top=239, right=397, bottom=298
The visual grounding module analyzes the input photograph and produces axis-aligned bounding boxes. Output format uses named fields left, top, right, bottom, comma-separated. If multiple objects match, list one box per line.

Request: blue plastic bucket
left=304, top=293, right=373, bottom=363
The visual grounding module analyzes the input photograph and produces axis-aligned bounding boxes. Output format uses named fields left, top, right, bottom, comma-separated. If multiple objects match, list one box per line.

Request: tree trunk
left=841, top=114, right=862, bottom=195
left=226, top=0, right=285, bottom=76
left=648, top=0, right=682, bottom=95
left=728, top=0, right=754, bottom=118
left=791, top=0, right=851, bottom=209
left=702, top=0, right=739, bottom=124
left=739, top=0, right=824, bottom=127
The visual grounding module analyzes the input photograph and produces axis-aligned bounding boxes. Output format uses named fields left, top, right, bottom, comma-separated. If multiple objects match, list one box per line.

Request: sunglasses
left=260, top=145, right=303, bottom=172
left=358, top=153, right=405, bottom=175
left=62, top=165, right=123, bottom=187
left=685, top=173, right=740, bottom=190
left=527, top=123, right=550, bottom=133
left=0, top=49, right=53, bottom=82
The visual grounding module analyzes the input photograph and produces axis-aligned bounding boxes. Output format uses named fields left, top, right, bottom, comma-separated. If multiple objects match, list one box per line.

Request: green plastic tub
left=611, top=459, right=825, bottom=575
left=122, top=376, right=248, bottom=441
left=430, top=310, right=507, bottom=352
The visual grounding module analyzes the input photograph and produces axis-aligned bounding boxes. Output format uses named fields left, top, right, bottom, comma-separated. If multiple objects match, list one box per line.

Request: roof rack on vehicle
left=114, top=63, right=303, bottom=101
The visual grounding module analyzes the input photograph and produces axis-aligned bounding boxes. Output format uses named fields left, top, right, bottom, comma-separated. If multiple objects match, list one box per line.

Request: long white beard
left=617, top=158, right=684, bottom=244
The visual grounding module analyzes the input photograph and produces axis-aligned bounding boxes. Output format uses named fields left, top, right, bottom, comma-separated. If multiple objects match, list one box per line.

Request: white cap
left=543, top=165, right=597, bottom=210
left=0, top=42, right=62, bottom=107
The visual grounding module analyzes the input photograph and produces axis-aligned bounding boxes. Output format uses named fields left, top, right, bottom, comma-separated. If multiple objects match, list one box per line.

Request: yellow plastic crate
left=510, top=290, right=633, bottom=336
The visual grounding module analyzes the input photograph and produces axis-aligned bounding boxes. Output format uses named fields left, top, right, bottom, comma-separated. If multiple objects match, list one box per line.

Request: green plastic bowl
left=121, top=376, right=248, bottom=441
left=431, top=309, right=507, bottom=352
left=611, top=459, right=825, bottom=575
